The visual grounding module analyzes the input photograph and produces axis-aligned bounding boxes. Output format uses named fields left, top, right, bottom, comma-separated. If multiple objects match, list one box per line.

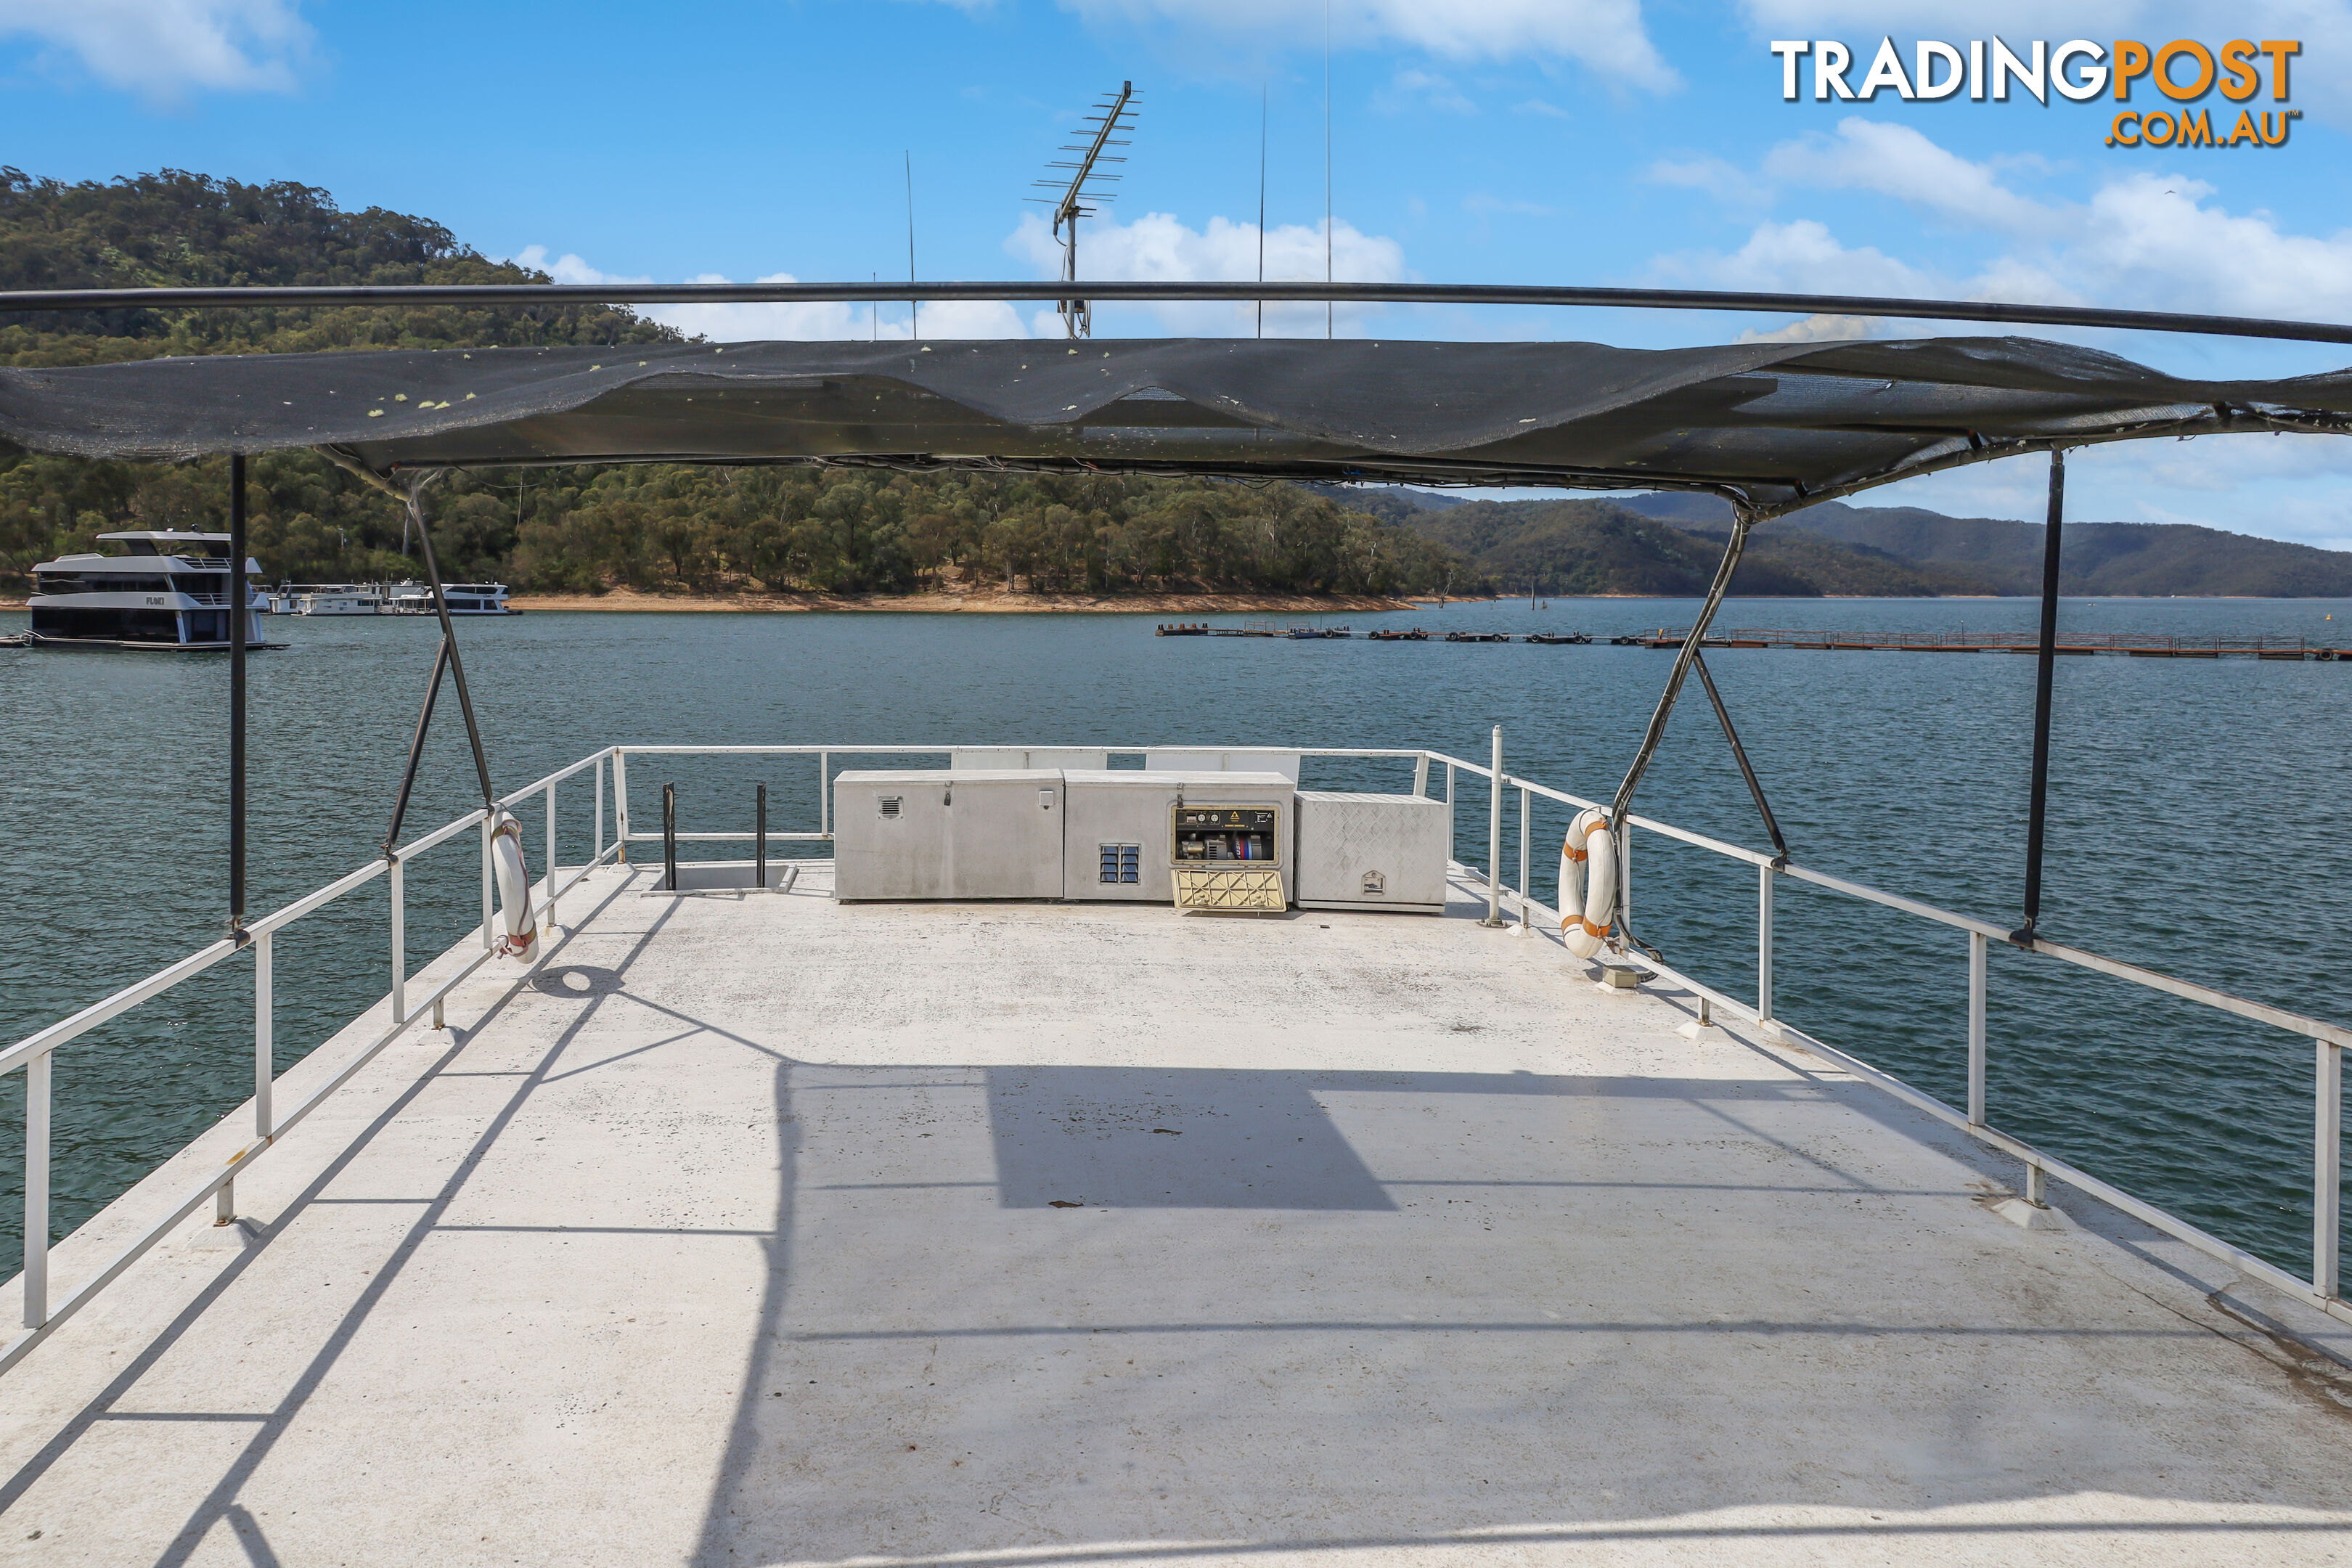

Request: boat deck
left=3, top=863, right=2348, bottom=1565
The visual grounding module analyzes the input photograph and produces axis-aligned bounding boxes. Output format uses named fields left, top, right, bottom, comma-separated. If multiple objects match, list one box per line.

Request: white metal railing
left=1423, top=732, right=2347, bottom=1332
left=0, top=747, right=623, bottom=1375
left=3, top=732, right=2344, bottom=1383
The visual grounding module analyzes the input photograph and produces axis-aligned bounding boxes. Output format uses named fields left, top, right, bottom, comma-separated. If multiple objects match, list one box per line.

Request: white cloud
left=0, top=0, right=312, bottom=99
left=1653, top=217, right=1937, bottom=298
left=497, top=249, right=1031, bottom=342
left=1736, top=311, right=1877, bottom=343
left=1760, top=119, right=2059, bottom=234
left=1380, top=68, right=1478, bottom=115
left=1055, top=0, right=1675, bottom=89
left=1649, top=154, right=1771, bottom=211
left=1650, top=123, right=2352, bottom=331
left=1005, top=208, right=1407, bottom=335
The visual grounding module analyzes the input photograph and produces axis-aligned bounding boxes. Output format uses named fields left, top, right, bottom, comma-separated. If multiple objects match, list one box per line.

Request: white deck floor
left=1, top=863, right=2348, bottom=1567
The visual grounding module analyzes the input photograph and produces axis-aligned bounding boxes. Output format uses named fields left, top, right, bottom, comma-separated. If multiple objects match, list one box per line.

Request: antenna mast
left=1029, top=81, right=1140, bottom=339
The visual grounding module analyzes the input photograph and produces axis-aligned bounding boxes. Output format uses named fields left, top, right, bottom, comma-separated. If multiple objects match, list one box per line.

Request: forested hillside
left=1393, top=494, right=2003, bottom=597
left=0, top=169, right=1472, bottom=599
left=1617, top=494, right=2352, bottom=597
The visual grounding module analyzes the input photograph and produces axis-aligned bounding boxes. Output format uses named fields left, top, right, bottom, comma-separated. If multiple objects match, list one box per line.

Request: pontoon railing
left=1, top=748, right=623, bottom=1375
left=4, top=735, right=2343, bottom=1384
left=1421, top=739, right=2348, bottom=1333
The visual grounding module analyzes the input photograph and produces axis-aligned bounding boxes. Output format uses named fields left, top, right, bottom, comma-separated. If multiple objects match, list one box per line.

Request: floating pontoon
left=0, top=278, right=2347, bottom=1561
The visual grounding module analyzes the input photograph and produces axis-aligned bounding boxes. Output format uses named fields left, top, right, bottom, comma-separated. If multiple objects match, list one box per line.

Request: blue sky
left=7, top=0, right=2352, bottom=544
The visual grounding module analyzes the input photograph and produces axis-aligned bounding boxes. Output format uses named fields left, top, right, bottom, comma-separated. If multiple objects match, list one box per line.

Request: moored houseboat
left=387, top=579, right=511, bottom=615
left=25, top=530, right=274, bottom=650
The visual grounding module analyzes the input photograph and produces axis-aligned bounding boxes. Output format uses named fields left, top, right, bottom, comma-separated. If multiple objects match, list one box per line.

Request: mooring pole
left=2014, top=448, right=2066, bottom=946
left=229, top=452, right=248, bottom=943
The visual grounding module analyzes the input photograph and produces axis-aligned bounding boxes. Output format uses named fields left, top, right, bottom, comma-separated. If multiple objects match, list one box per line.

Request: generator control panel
left=1171, top=805, right=1283, bottom=866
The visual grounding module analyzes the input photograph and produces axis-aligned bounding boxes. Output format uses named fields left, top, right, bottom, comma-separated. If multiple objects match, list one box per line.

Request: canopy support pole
left=228, top=452, right=248, bottom=944
left=1604, top=496, right=1757, bottom=960
left=2012, top=449, right=2066, bottom=947
left=1691, top=650, right=1789, bottom=866
left=402, top=479, right=498, bottom=814
left=382, top=636, right=449, bottom=858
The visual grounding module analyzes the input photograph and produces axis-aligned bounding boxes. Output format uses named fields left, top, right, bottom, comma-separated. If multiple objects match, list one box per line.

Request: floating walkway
left=1157, top=623, right=2349, bottom=658
left=1626, top=628, right=2348, bottom=658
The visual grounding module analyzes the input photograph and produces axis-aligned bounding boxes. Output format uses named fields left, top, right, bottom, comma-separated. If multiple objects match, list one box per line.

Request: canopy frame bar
left=7, top=279, right=2352, bottom=348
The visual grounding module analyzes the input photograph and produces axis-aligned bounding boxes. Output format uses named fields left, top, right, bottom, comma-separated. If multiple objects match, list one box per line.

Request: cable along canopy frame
left=2, top=333, right=2349, bottom=520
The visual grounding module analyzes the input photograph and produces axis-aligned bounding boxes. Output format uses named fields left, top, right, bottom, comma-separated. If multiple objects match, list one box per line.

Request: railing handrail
left=5, top=735, right=2343, bottom=1375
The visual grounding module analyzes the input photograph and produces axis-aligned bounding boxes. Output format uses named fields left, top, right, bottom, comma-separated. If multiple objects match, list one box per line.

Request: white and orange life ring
left=1558, top=807, right=1617, bottom=960
left=490, top=811, right=539, bottom=961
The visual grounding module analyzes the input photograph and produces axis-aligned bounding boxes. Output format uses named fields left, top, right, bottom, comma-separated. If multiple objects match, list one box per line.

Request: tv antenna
left=1028, top=80, right=1140, bottom=339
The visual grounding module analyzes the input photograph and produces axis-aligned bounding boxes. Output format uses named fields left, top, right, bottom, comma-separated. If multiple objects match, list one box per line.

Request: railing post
left=595, top=754, right=605, bottom=862
left=1620, top=822, right=1633, bottom=937
left=23, top=1050, right=49, bottom=1328
left=757, top=783, right=769, bottom=890
left=1444, top=762, right=1455, bottom=863
left=389, top=857, right=407, bottom=1025
left=819, top=751, right=830, bottom=840
left=1515, top=785, right=1531, bottom=935
left=1482, top=726, right=1504, bottom=926
left=2320, top=1039, right=2343, bottom=1300
left=1412, top=752, right=1429, bottom=800
left=256, top=931, right=274, bottom=1140
left=614, top=749, right=630, bottom=863
left=1968, top=932, right=1988, bottom=1127
left=1757, top=862, right=1775, bottom=1025
left=481, top=817, right=494, bottom=950
left=545, top=780, right=558, bottom=931
left=663, top=783, right=678, bottom=893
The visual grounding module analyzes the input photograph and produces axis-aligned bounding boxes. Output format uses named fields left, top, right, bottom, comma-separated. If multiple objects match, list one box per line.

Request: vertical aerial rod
left=228, top=453, right=248, bottom=941
left=905, top=152, right=919, bottom=342
left=1257, top=86, right=1267, bottom=340
left=2014, top=449, right=2066, bottom=945
left=405, top=484, right=498, bottom=812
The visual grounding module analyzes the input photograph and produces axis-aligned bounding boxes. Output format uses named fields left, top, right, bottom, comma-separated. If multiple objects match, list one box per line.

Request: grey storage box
left=1293, top=791, right=1448, bottom=914
left=833, top=770, right=1063, bottom=900
left=1061, top=770, right=1296, bottom=903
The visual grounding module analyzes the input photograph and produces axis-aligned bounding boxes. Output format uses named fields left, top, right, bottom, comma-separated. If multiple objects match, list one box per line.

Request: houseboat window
left=31, top=607, right=181, bottom=642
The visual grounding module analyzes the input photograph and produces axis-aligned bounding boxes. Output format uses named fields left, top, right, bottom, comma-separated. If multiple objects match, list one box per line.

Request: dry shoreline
left=500, top=589, right=1434, bottom=614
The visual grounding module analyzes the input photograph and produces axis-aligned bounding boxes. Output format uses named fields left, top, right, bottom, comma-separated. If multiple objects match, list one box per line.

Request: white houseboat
left=293, top=583, right=387, bottom=615
left=25, top=530, right=273, bottom=650
left=388, top=579, right=510, bottom=615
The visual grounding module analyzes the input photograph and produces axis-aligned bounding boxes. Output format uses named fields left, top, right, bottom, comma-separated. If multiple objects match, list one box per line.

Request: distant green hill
left=1614, top=493, right=2352, bottom=597
left=1377, top=491, right=1998, bottom=598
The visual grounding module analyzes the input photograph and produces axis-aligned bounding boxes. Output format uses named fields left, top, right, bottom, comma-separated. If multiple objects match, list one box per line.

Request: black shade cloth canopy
left=6, top=335, right=2351, bottom=515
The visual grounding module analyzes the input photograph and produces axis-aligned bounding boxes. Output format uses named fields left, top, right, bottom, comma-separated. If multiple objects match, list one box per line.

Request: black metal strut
left=2013, top=449, right=2067, bottom=947
left=228, top=452, right=248, bottom=942
left=1691, top=650, right=1789, bottom=866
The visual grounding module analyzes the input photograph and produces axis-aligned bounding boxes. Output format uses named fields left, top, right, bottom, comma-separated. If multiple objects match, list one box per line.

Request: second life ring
left=1558, top=807, right=1618, bottom=960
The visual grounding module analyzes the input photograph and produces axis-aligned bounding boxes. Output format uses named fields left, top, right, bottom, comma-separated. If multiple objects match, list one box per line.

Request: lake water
left=3, top=595, right=2348, bottom=1287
